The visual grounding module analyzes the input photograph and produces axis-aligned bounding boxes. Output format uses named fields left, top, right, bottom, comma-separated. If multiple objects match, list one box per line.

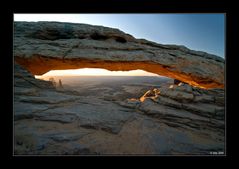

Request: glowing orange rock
left=14, top=22, right=225, bottom=89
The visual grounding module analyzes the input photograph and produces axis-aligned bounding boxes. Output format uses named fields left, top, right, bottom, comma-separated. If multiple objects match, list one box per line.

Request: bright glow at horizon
left=34, top=68, right=159, bottom=79
left=14, top=14, right=225, bottom=58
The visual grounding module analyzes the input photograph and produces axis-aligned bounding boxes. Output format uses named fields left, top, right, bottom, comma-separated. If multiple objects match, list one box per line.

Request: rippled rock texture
left=14, top=63, right=225, bottom=155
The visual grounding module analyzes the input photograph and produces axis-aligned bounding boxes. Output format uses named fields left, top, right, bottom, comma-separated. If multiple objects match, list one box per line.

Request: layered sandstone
left=14, top=21, right=224, bottom=89
left=14, top=22, right=225, bottom=155
left=14, top=63, right=225, bottom=154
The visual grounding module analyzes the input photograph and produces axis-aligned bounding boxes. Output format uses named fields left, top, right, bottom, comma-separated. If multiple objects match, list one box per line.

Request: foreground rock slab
left=14, top=63, right=225, bottom=155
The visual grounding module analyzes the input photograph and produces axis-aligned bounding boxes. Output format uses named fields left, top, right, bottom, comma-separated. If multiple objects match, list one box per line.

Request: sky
left=14, top=14, right=225, bottom=77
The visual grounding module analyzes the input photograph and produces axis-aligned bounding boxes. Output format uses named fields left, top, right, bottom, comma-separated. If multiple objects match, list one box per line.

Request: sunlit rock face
left=137, top=83, right=224, bottom=120
left=14, top=21, right=224, bottom=89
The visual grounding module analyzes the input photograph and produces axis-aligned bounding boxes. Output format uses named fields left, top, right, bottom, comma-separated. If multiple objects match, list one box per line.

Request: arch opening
left=34, top=68, right=173, bottom=87
left=15, top=55, right=219, bottom=89
left=35, top=68, right=161, bottom=79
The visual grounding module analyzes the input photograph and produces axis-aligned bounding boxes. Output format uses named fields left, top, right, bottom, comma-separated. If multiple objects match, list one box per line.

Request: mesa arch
left=14, top=21, right=225, bottom=89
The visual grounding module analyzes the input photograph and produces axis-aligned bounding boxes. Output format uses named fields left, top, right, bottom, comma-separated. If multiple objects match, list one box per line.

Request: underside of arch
left=14, top=21, right=225, bottom=89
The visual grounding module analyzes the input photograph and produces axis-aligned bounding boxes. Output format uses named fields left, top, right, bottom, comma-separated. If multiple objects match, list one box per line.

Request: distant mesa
left=14, top=21, right=224, bottom=89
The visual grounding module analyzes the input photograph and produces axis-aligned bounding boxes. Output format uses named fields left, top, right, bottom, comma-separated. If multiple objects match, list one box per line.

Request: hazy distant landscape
left=43, top=76, right=173, bottom=101
left=43, top=76, right=172, bottom=85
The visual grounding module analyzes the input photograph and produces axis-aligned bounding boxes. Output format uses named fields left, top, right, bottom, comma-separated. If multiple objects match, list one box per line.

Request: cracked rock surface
left=14, top=22, right=225, bottom=155
left=14, top=63, right=225, bottom=155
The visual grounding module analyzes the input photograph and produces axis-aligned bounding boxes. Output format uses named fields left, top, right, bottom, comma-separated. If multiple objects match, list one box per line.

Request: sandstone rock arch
left=14, top=22, right=225, bottom=89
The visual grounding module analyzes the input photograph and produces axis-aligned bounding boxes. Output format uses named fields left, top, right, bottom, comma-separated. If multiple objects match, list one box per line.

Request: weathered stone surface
left=14, top=102, right=49, bottom=120
left=142, top=126, right=224, bottom=154
left=13, top=22, right=225, bottom=155
left=160, top=89, right=194, bottom=102
left=14, top=61, right=225, bottom=155
left=42, top=130, right=90, bottom=142
left=139, top=98, right=210, bottom=121
left=14, top=63, right=55, bottom=89
left=16, top=90, right=80, bottom=104
left=182, top=103, right=219, bottom=117
left=14, top=121, right=94, bottom=154
left=34, top=111, right=78, bottom=123
left=14, top=21, right=224, bottom=89
left=123, top=82, right=225, bottom=132
left=122, top=98, right=141, bottom=108
left=175, top=82, right=193, bottom=93
left=42, top=98, right=134, bottom=134
left=153, top=95, right=182, bottom=108
left=194, top=94, right=215, bottom=103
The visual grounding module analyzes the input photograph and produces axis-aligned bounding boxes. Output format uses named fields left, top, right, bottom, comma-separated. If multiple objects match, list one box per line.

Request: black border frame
left=2, top=0, right=237, bottom=164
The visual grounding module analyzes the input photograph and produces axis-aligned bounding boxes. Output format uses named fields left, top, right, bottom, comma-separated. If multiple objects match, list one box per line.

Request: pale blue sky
left=14, top=14, right=225, bottom=58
